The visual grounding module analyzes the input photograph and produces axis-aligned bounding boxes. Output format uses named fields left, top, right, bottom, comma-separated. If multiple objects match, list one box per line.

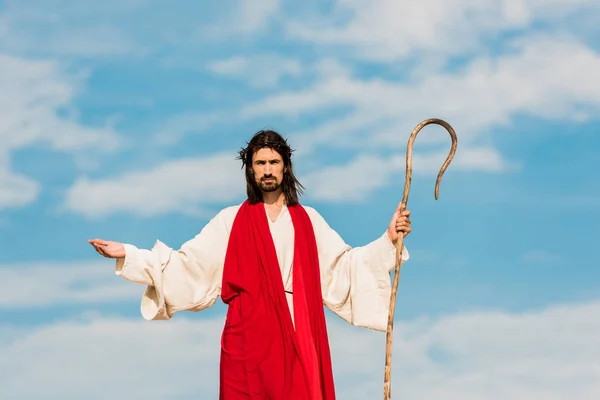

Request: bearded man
left=89, top=129, right=411, bottom=399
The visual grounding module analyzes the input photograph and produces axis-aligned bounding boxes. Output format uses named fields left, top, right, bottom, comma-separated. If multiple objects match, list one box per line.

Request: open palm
left=88, top=238, right=125, bottom=259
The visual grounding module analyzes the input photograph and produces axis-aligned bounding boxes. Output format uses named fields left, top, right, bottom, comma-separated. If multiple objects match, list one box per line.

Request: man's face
left=251, top=147, right=285, bottom=193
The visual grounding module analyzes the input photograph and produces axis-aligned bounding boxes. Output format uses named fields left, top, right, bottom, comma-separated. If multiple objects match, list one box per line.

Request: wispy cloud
left=0, top=159, right=39, bottom=209
left=64, top=153, right=246, bottom=218
left=0, top=54, right=120, bottom=152
left=233, top=0, right=281, bottom=33
left=0, top=261, right=138, bottom=308
left=207, top=54, right=302, bottom=88
left=152, top=112, right=227, bottom=146
left=244, top=35, right=600, bottom=154
left=0, top=1, right=149, bottom=58
left=0, top=52, right=121, bottom=210
left=301, top=147, right=510, bottom=203
left=61, top=139, right=509, bottom=217
left=286, top=0, right=599, bottom=62
left=2, top=300, right=600, bottom=398
left=0, top=0, right=283, bottom=59
left=0, top=315, right=226, bottom=399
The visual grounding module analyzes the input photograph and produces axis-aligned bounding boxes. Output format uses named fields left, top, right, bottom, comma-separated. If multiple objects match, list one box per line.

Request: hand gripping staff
left=383, top=118, right=458, bottom=399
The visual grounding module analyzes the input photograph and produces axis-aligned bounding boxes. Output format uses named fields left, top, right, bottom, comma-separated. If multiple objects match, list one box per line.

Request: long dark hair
left=237, top=129, right=304, bottom=205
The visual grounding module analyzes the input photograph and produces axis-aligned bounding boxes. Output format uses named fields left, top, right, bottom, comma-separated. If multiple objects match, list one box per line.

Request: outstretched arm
left=305, top=206, right=410, bottom=332
left=89, top=206, right=239, bottom=320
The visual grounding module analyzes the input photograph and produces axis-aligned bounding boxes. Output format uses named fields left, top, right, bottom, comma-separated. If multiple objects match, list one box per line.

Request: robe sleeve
left=304, top=207, right=409, bottom=332
left=114, top=206, right=238, bottom=321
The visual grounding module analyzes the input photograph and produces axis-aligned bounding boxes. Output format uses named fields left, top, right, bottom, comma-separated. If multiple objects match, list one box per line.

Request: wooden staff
left=383, top=118, right=458, bottom=399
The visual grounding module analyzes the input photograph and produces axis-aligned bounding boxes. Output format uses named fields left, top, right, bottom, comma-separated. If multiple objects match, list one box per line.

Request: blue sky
left=1, top=0, right=599, bottom=398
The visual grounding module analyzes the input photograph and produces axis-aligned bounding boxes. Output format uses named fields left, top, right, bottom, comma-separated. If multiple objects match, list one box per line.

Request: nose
left=265, top=163, right=272, bottom=174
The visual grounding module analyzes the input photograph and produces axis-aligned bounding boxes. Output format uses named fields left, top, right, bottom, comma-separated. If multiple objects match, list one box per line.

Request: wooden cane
left=383, top=118, right=458, bottom=399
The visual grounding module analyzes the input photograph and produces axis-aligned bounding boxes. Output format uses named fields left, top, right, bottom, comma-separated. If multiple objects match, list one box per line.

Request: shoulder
left=299, top=204, right=318, bottom=217
left=296, top=204, right=344, bottom=244
left=297, top=204, right=329, bottom=227
left=205, top=204, right=243, bottom=233
left=216, top=204, right=242, bottom=219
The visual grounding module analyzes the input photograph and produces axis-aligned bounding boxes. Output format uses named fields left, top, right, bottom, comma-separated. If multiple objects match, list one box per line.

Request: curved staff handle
left=383, top=118, right=458, bottom=399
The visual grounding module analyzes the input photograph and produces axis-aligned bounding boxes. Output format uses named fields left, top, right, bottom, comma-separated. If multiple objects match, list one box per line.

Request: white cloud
left=286, top=0, right=599, bottom=62
left=0, top=316, right=225, bottom=399
left=152, top=112, right=226, bottom=146
left=235, top=0, right=280, bottom=33
left=0, top=261, right=138, bottom=308
left=2, top=300, right=600, bottom=398
left=240, top=63, right=356, bottom=119
left=244, top=34, right=600, bottom=154
left=0, top=52, right=121, bottom=210
left=63, top=140, right=507, bottom=217
left=0, top=0, right=280, bottom=60
left=302, top=147, right=509, bottom=202
left=302, top=154, right=397, bottom=202
left=0, top=1, right=148, bottom=58
left=64, top=153, right=246, bottom=218
left=65, top=124, right=509, bottom=217
left=207, top=56, right=247, bottom=75
left=0, top=53, right=119, bottom=152
left=0, top=167, right=40, bottom=209
left=207, top=54, right=302, bottom=88
left=2, top=2, right=597, bottom=215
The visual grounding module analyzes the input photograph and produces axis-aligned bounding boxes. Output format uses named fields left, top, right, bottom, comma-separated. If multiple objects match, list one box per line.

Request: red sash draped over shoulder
left=219, top=201, right=336, bottom=399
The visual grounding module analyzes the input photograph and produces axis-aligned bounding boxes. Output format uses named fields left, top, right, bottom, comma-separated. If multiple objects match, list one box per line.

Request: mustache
left=261, top=175, right=277, bottom=181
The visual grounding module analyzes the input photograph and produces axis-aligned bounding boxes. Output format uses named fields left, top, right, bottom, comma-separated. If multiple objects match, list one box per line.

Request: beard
left=258, top=176, right=281, bottom=192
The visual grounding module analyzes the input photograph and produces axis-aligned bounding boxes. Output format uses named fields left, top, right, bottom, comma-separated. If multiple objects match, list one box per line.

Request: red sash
left=219, top=201, right=336, bottom=399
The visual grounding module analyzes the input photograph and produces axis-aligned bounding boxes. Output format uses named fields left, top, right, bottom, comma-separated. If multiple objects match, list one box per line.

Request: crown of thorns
left=237, top=140, right=295, bottom=166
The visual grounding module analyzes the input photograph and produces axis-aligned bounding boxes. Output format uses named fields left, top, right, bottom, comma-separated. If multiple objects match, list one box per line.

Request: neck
left=262, top=190, right=285, bottom=206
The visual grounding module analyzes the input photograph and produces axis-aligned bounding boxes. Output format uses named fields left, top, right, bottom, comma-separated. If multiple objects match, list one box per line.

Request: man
left=89, top=130, right=411, bottom=399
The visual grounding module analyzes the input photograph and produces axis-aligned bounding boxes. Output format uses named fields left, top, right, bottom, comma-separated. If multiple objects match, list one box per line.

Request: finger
left=398, top=230, right=411, bottom=238
left=93, top=244, right=103, bottom=255
left=94, top=244, right=108, bottom=257
left=401, top=210, right=411, bottom=216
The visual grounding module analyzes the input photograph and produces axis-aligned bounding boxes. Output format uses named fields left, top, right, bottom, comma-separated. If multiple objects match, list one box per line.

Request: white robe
left=115, top=203, right=409, bottom=332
